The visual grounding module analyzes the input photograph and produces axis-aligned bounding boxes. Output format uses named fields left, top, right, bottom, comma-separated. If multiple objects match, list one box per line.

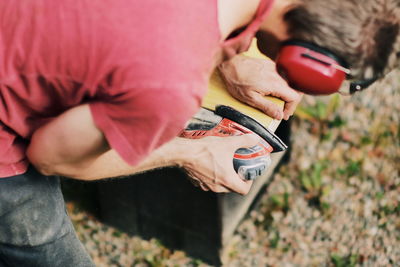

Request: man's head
left=259, top=0, right=400, bottom=94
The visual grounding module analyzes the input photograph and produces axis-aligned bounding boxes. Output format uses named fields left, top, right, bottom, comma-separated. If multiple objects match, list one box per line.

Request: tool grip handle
left=233, top=144, right=272, bottom=180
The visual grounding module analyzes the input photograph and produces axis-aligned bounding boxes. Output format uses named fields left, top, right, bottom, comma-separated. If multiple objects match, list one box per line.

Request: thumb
left=229, top=133, right=260, bottom=150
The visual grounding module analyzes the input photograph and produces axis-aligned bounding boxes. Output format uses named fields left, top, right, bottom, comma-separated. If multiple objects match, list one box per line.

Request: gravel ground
left=67, top=71, right=400, bottom=267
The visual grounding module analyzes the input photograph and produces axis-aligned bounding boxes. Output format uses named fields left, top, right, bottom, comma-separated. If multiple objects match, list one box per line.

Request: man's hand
left=218, top=55, right=303, bottom=120
left=177, top=134, right=260, bottom=195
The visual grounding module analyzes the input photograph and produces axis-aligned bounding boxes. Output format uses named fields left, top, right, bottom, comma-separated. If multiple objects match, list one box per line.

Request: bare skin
left=218, top=0, right=260, bottom=40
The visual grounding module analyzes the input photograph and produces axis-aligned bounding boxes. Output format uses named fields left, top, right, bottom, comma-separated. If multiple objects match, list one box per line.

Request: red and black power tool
left=180, top=105, right=287, bottom=180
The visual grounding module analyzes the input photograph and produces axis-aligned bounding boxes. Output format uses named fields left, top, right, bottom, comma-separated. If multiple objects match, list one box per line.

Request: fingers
left=186, top=172, right=231, bottom=193
left=213, top=134, right=258, bottom=194
left=224, top=134, right=257, bottom=194
left=252, top=86, right=303, bottom=121
left=225, top=174, right=253, bottom=195
left=189, top=166, right=252, bottom=195
left=205, top=183, right=231, bottom=193
left=267, top=87, right=303, bottom=121
left=248, top=92, right=284, bottom=120
left=183, top=135, right=260, bottom=195
left=196, top=170, right=253, bottom=195
left=226, top=133, right=260, bottom=150
left=282, top=92, right=303, bottom=120
left=186, top=167, right=231, bottom=193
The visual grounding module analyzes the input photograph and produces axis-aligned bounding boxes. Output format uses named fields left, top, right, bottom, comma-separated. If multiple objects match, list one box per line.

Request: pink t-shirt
left=0, top=0, right=273, bottom=177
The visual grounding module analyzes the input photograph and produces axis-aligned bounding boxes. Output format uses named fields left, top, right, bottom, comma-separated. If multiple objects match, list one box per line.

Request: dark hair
left=284, top=0, right=400, bottom=82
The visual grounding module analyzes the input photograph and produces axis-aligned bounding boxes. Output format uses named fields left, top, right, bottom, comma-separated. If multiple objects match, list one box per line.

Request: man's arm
left=27, top=104, right=258, bottom=194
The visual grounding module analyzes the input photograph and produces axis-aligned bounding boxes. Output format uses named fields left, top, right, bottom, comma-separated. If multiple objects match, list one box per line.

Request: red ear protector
left=276, top=40, right=381, bottom=95
left=276, top=40, right=350, bottom=95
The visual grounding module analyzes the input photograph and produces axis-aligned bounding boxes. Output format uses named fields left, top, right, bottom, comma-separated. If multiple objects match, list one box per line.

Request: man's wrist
left=147, top=137, right=190, bottom=169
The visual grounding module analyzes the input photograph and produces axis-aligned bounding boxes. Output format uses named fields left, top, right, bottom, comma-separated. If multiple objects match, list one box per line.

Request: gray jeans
left=0, top=166, right=95, bottom=267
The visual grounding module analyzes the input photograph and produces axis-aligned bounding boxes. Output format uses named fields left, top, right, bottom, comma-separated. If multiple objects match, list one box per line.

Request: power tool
left=180, top=105, right=287, bottom=180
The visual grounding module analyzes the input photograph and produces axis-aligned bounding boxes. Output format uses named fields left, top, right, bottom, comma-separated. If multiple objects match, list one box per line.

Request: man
left=0, top=0, right=398, bottom=266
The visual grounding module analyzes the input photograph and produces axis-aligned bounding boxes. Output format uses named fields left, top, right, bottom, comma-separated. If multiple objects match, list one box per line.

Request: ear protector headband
left=276, top=40, right=350, bottom=95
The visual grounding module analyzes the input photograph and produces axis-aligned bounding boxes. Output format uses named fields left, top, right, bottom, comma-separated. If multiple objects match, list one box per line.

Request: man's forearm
left=25, top=103, right=256, bottom=194
left=26, top=104, right=183, bottom=180
left=44, top=138, right=187, bottom=180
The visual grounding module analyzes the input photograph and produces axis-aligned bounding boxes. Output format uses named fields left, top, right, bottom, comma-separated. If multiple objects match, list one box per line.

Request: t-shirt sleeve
left=89, top=87, right=201, bottom=166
